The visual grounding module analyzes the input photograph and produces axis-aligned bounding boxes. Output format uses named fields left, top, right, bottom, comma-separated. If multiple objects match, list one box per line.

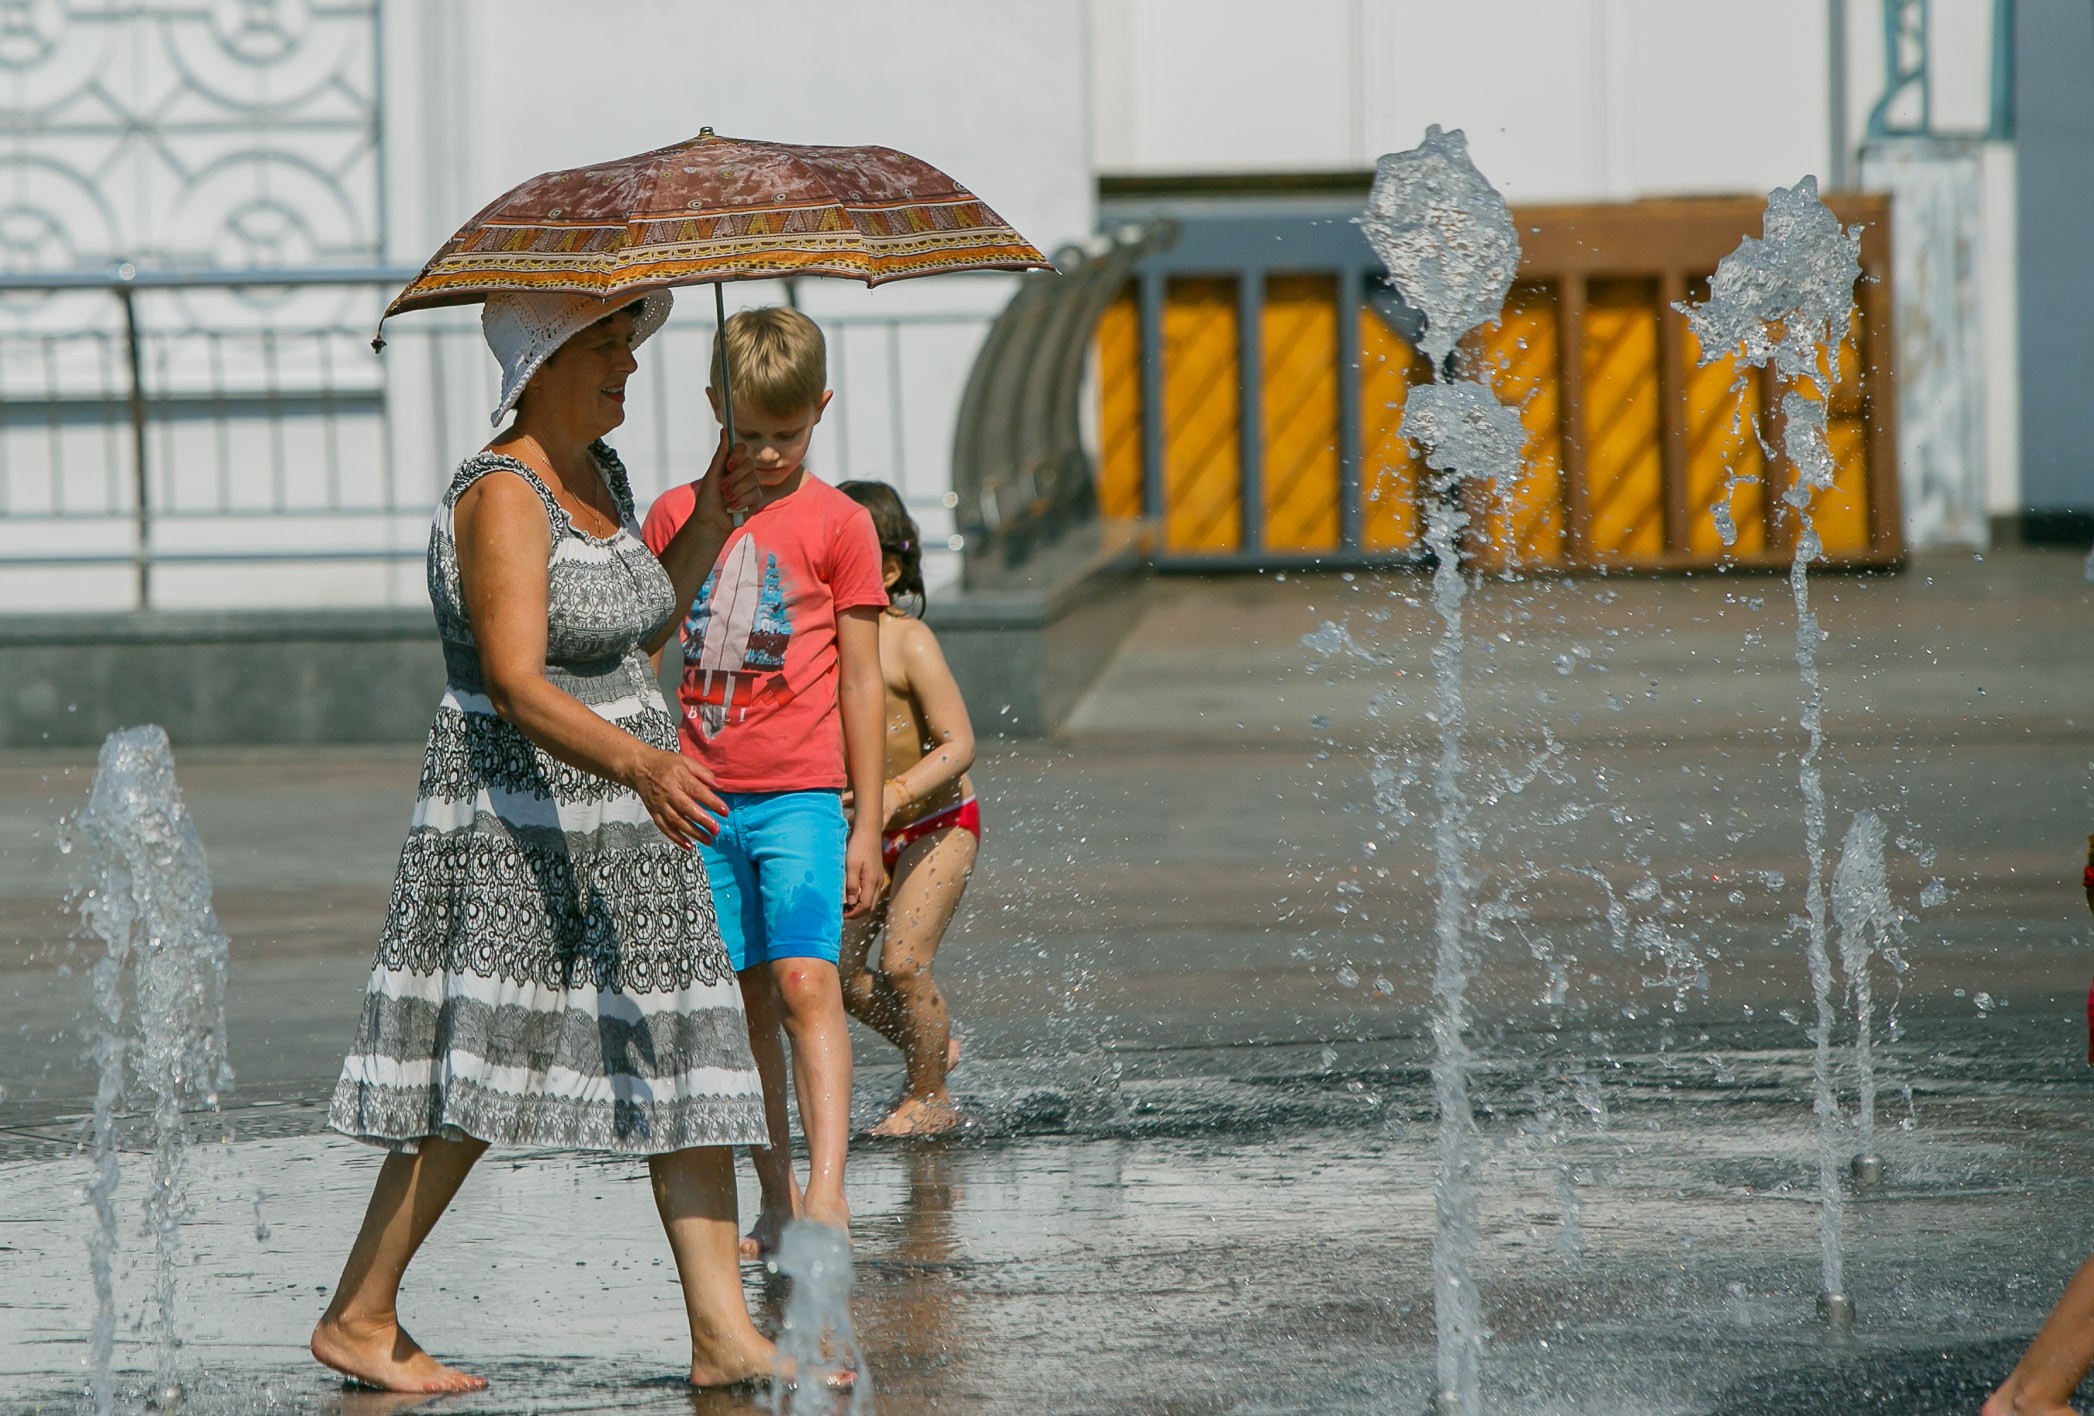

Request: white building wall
left=1093, top=0, right=1846, bottom=198
left=0, top=0, right=2029, bottom=612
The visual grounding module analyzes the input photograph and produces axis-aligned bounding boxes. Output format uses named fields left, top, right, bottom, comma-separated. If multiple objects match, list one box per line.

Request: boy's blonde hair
left=710, top=306, right=827, bottom=417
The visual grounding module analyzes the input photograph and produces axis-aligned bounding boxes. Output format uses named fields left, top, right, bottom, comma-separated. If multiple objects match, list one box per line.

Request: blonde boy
left=642, top=307, right=885, bottom=1248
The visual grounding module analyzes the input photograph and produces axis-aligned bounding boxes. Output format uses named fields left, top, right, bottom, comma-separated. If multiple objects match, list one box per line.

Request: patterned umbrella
left=382, top=129, right=1052, bottom=514
left=382, top=127, right=1053, bottom=319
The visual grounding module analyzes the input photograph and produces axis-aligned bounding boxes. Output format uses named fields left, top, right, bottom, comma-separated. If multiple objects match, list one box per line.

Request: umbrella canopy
left=383, top=128, right=1053, bottom=319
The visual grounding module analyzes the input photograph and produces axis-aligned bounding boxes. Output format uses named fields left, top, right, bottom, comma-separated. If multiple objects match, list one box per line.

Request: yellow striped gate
left=1096, top=195, right=1900, bottom=572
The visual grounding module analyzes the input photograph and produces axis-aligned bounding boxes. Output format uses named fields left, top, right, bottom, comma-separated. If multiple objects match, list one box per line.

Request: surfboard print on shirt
left=683, top=535, right=796, bottom=739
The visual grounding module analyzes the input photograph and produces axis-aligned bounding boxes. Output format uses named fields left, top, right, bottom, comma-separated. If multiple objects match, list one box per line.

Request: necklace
left=506, top=437, right=618, bottom=536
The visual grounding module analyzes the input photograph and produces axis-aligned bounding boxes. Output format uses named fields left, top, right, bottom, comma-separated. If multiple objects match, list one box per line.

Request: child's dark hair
left=837, top=480, right=925, bottom=613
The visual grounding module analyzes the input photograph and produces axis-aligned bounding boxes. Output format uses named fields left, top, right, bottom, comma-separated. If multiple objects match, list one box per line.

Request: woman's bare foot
left=867, top=1093, right=964, bottom=1138
left=739, top=1202, right=794, bottom=1261
left=801, top=1193, right=852, bottom=1239
left=310, top=1314, right=486, bottom=1394
left=690, top=1354, right=857, bottom=1395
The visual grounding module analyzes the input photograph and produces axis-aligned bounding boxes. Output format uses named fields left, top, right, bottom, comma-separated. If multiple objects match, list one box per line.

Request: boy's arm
left=837, top=605, right=886, bottom=917
left=641, top=433, right=757, bottom=659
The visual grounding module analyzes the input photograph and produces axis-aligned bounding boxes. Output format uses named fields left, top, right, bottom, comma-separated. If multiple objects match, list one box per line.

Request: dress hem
left=325, top=1079, right=769, bottom=1157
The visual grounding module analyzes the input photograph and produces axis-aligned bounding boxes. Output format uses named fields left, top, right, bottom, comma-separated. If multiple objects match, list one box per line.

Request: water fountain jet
left=1361, top=125, right=1527, bottom=1416
left=1680, top=177, right=1865, bottom=1329
left=769, top=1220, right=870, bottom=1415
left=68, top=725, right=234, bottom=1412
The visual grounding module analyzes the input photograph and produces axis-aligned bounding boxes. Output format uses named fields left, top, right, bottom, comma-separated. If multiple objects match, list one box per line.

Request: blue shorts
left=697, top=790, right=847, bottom=972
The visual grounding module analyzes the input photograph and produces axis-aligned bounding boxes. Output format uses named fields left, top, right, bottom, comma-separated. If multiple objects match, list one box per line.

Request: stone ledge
left=0, top=608, right=446, bottom=749
left=925, top=521, right=1152, bottom=737
left=0, top=522, right=1153, bottom=747
left=0, top=607, right=433, bottom=648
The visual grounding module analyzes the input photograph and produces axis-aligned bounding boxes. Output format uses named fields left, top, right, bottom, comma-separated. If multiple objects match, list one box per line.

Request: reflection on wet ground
left=3, top=1024, right=2094, bottom=1414
left=3, top=552, right=2091, bottom=1412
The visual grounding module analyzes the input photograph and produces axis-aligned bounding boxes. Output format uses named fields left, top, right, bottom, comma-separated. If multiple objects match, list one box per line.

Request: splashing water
left=68, top=725, right=234, bottom=1412
left=1680, top=177, right=1863, bottom=1318
left=1361, top=125, right=1522, bottom=369
left=769, top=1221, right=869, bottom=1415
left=1363, top=125, right=1526, bottom=1416
left=1833, top=810, right=1902, bottom=1162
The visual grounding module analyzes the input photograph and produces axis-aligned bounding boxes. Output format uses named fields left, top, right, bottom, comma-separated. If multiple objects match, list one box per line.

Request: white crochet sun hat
left=481, top=287, right=674, bottom=426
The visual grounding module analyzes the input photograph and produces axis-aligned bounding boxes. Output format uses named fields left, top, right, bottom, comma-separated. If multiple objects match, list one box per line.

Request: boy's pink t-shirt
left=642, top=474, right=887, bottom=792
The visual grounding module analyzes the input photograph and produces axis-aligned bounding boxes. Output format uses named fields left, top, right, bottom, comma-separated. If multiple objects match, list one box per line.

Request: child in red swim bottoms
left=835, top=480, right=981, bottom=1138
left=882, top=795, right=982, bottom=872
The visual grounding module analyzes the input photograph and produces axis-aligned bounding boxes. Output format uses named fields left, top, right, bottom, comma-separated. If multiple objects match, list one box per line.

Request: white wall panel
left=1614, top=0, right=1832, bottom=197
left=1364, top=0, right=1611, bottom=201
left=1111, top=0, right=1357, bottom=171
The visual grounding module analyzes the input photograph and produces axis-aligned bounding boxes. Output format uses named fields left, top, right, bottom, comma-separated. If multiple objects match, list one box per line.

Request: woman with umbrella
left=314, top=286, right=781, bottom=1393
left=313, top=130, right=1047, bottom=1393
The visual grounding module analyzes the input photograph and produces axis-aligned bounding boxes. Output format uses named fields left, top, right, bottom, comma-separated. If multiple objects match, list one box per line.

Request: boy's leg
left=310, top=1135, right=489, bottom=1393
left=697, top=803, right=798, bottom=1259
left=748, top=791, right=853, bottom=1234
left=767, top=955, right=853, bottom=1231
left=867, top=828, right=975, bottom=1136
left=737, top=965, right=802, bottom=1258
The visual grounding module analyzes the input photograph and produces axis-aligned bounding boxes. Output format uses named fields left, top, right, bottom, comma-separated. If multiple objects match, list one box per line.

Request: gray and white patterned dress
left=327, top=444, right=767, bottom=1154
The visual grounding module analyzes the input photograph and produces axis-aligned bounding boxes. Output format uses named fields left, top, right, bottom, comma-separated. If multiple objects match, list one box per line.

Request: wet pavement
left=1, top=546, right=2090, bottom=1413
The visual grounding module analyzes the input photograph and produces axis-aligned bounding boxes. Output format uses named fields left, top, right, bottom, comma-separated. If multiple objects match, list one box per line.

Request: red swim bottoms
left=882, top=795, right=981, bottom=871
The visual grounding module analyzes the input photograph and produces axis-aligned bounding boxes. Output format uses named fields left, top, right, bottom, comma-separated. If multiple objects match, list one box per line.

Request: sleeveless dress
left=327, top=444, right=768, bottom=1155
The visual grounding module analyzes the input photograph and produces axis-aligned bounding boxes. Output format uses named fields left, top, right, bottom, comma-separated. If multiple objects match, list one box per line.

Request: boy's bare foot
left=867, top=1094, right=964, bottom=1138
left=739, top=1202, right=794, bottom=1261
left=310, top=1314, right=487, bottom=1394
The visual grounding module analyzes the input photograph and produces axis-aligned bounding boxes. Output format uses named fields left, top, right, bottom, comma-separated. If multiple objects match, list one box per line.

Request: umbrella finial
left=698, top=126, right=715, bottom=139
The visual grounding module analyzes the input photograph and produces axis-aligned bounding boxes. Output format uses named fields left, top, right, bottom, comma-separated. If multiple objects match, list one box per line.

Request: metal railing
left=0, top=266, right=997, bottom=611
left=950, top=223, right=1164, bottom=576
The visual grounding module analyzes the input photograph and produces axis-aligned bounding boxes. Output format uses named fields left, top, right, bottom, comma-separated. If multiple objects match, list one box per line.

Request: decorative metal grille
left=0, top=0, right=382, bottom=279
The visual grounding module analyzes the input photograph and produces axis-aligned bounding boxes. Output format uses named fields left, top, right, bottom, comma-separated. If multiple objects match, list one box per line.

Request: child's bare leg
left=868, top=829, right=975, bottom=1137
left=770, top=956, right=853, bottom=1234
left=841, top=910, right=900, bottom=1042
left=737, top=967, right=801, bottom=1259
left=310, top=1135, right=490, bottom=1393
left=1988, top=1254, right=2094, bottom=1416
left=648, top=1145, right=780, bottom=1386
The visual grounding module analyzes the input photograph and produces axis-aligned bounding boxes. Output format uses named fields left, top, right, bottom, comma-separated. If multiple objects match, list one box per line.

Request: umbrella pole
left=715, top=282, right=746, bottom=528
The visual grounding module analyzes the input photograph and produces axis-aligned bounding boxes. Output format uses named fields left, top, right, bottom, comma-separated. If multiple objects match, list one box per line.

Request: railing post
left=116, top=262, right=150, bottom=611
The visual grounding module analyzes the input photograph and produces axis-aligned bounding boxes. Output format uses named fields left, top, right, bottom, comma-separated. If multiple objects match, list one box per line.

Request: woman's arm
left=456, top=472, right=725, bottom=850
left=836, top=605, right=887, bottom=918
left=642, top=434, right=758, bottom=658
left=880, top=619, right=976, bottom=825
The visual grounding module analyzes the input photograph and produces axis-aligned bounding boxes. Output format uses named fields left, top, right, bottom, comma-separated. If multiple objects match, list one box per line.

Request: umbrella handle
left=715, top=283, right=747, bottom=529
